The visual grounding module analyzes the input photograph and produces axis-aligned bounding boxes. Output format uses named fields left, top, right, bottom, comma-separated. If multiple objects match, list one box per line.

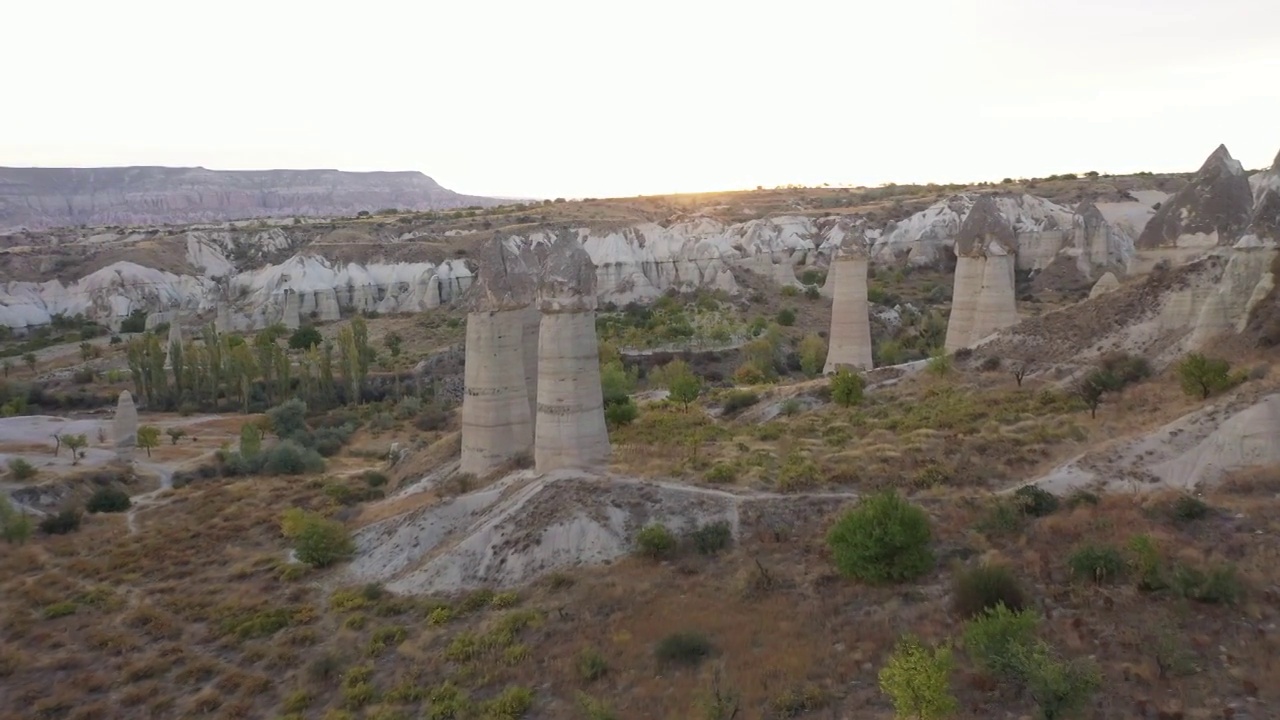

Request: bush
left=414, top=406, right=449, bottom=432
left=654, top=632, right=713, bottom=666
left=878, top=636, right=957, bottom=720
left=704, top=463, right=737, bottom=484
left=1097, top=351, right=1151, bottom=388
left=689, top=522, right=732, bottom=555
left=797, top=335, right=827, bottom=377
left=635, top=523, right=676, bottom=560
left=1177, top=352, right=1233, bottom=399
left=826, top=491, right=933, bottom=584
left=721, top=390, right=759, bottom=414
left=1016, top=642, right=1101, bottom=720
left=775, top=308, right=797, bottom=326
left=39, top=509, right=83, bottom=535
left=0, top=495, right=33, bottom=545
left=829, top=369, right=865, bottom=407
left=288, top=326, right=323, bottom=351
left=260, top=441, right=326, bottom=476
left=1068, top=544, right=1124, bottom=584
left=926, top=351, right=952, bottom=376
left=1170, top=563, right=1242, bottom=604
left=288, top=511, right=355, bottom=568
left=6, top=457, right=36, bottom=481
left=577, top=647, right=608, bottom=682
left=952, top=564, right=1027, bottom=618
left=604, top=398, right=639, bottom=427
left=1013, top=485, right=1059, bottom=517
left=86, top=487, right=131, bottom=514
left=1171, top=494, right=1210, bottom=522
left=963, top=604, right=1040, bottom=680
left=267, top=399, right=309, bottom=438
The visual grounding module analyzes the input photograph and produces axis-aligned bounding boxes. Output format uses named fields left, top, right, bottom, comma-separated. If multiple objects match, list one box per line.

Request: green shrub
left=1098, top=351, right=1151, bottom=387
left=826, top=491, right=933, bottom=584
left=1170, top=563, right=1242, bottom=604
left=577, top=647, right=608, bottom=682
left=635, top=523, right=677, bottom=560
left=604, top=398, right=638, bottom=427
left=1171, top=494, right=1210, bottom=522
left=952, top=563, right=1027, bottom=618
left=1127, top=534, right=1168, bottom=592
left=829, top=369, right=865, bottom=407
left=655, top=632, right=713, bottom=666
left=86, top=487, right=131, bottom=513
left=775, top=309, right=797, bottom=326
left=575, top=692, right=616, bottom=720
left=267, top=398, right=309, bottom=438
left=1067, top=544, right=1124, bottom=584
left=878, top=636, right=957, bottom=720
left=689, top=522, right=732, bottom=555
left=261, top=440, right=326, bottom=476
left=977, top=498, right=1025, bottom=536
left=39, top=509, right=83, bottom=535
left=288, top=326, right=323, bottom=351
left=704, top=463, right=737, bottom=484
left=721, top=390, right=759, bottom=414
left=963, top=604, right=1040, bottom=680
left=1010, top=486, right=1059, bottom=517
left=289, top=512, right=355, bottom=568
left=1177, top=352, right=1233, bottom=399
left=479, top=686, right=533, bottom=719
left=1015, top=641, right=1100, bottom=720
left=43, top=601, right=78, bottom=619
left=926, top=351, right=952, bottom=376
left=6, top=457, right=37, bottom=481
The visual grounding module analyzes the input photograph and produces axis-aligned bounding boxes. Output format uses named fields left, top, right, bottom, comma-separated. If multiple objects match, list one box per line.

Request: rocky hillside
left=0, top=167, right=498, bottom=231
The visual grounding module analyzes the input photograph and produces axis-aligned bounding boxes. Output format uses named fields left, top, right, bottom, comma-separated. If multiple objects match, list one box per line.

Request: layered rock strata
left=459, top=239, right=538, bottom=477
left=533, top=234, right=610, bottom=473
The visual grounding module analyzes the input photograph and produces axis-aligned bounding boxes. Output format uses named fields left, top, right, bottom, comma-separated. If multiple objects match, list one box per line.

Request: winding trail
left=126, top=461, right=176, bottom=534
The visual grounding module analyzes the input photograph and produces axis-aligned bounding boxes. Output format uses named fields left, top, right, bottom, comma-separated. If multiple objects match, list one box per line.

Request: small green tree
left=2, top=359, right=11, bottom=377
left=0, top=494, right=33, bottom=545
left=384, top=332, right=403, bottom=360
left=240, top=423, right=263, bottom=457
left=827, top=490, right=933, bottom=583
left=7, top=457, right=37, bottom=481
left=23, top=353, right=37, bottom=373
left=288, top=325, right=323, bottom=351
left=79, top=342, right=95, bottom=361
left=285, top=510, right=355, bottom=567
left=1015, top=642, right=1100, bottom=720
left=963, top=603, right=1040, bottom=681
left=63, top=434, right=87, bottom=465
left=267, top=398, right=309, bottom=439
left=137, top=425, right=160, bottom=458
left=1177, top=353, right=1232, bottom=400
left=775, top=308, right=797, bottom=327
left=798, top=334, right=827, bottom=377
left=635, top=523, right=677, bottom=560
left=667, top=366, right=703, bottom=411
left=878, top=635, right=958, bottom=720
left=166, top=427, right=187, bottom=445
left=830, top=369, right=865, bottom=407
left=926, top=350, right=952, bottom=377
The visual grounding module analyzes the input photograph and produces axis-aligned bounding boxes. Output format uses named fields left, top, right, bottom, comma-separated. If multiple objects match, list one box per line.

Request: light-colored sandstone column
left=823, top=252, right=873, bottom=373
left=112, top=390, right=138, bottom=463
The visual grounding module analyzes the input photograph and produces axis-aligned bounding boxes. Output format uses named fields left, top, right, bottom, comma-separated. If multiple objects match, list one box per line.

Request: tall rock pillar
left=823, top=249, right=873, bottom=373
left=112, top=390, right=138, bottom=464
left=459, top=239, right=537, bottom=477
left=945, top=197, right=1019, bottom=352
left=522, top=305, right=540, bottom=428
left=534, top=233, right=610, bottom=473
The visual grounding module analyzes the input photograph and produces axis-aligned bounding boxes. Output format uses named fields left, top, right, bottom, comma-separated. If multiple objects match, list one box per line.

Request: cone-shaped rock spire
left=945, top=197, right=1019, bottom=352
left=112, top=390, right=138, bottom=463
left=1137, top=144, right=1253, bottom=249
left=460, top=238, right=538, bottom=477
left=534, top=232, right=610, bottom=473
left=823, top=229, right=873, bottom=373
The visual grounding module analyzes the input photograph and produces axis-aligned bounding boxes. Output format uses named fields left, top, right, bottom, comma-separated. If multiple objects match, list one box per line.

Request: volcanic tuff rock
left=823, top=225, right=873, bottom=372
left=112, top=391, right=138, bottom=463
left=1136, top=145, right=1254, bottom=250
left=944, top=198, right=1019, bottom=352
left=1239, top=151, right=1280, bottom=248
left=0, top=166, right=498, bottom=230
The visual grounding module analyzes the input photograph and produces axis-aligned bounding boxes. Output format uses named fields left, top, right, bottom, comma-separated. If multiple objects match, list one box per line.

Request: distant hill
left=0, top=166, right=500, bottom=230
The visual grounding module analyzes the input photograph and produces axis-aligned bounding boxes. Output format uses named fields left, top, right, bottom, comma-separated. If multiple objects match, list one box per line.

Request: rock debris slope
left=459, top=238, right=538, bottom=477
left=533, top=233, right=610, bottom=473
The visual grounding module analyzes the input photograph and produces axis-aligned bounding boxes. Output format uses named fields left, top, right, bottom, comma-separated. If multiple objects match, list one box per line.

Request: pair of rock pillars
left=460, top=234, right=610, bottom=477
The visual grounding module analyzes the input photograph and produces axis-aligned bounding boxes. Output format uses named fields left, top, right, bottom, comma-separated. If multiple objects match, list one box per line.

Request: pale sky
left=5, top=0, right=1279, bottom=199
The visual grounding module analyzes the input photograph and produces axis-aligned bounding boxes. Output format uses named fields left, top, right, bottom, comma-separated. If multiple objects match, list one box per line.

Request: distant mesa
left=0, top=166, right=500, bottom=230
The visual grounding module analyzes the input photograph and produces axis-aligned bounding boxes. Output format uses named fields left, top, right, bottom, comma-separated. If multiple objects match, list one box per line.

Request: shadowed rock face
left=0, top=166, right=498, bottom=230
left=1137, top=145, right=1254, bottom=249
left=1241, top=152, right=1280, bottom=247
left=953, top=197, right=1017, bottom=258
left=946, top=197, right=1018, bottom=352
left=536, top=231, right=598, bottom=312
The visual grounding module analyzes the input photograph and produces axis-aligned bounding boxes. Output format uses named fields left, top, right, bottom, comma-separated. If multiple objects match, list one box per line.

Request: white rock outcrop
left=112, top=390, right=138, bottom=463
left=533, top=234, right=610, bottom=473
left=1088, top=272, right=1120, bottom=298
left=1137, top=144, right=1254, bottom=253
left=823, top=238, right=873, bottom=373
left=460, top=239, right=538, bottom=477
left=945, top=198, right=1019, bottom=352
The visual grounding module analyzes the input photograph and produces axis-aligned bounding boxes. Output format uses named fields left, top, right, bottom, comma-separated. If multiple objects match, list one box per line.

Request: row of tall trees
left=123, top=316, right=376, bottom=413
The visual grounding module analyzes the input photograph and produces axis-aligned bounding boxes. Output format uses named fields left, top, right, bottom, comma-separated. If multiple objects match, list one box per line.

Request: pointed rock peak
left=117, top=390, right=134, bottom=407
left=954, top=196, right=1016, bottom=257
left=463, top=236, right=537, bottom=312
left=1201, top=144, right=1245, bottom=176
left=537, top=230, right=597, bottom=310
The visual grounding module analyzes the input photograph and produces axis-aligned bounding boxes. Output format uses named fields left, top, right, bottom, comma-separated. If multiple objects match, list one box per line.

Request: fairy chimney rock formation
left=112, top=390, right=139, bottom=463
left=534, top=232, right=610, bottom=473
left=1239, top=150, right=1280, bottom=249
left=823, top=232, right=873, bottom=373
left=459, top=238, right=538, bottom=477
left=1137, top=144, right=1254, bottom=250
left=1088, top=272, right=1121, bottom=299
left=945, top=197, right=1019, bottom=352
